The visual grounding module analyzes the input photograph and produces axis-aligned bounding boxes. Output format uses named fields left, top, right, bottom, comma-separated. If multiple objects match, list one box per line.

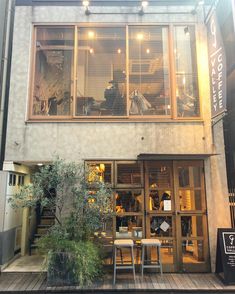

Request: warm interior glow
left=137, top=33, right=144, bottom=40
left=88, top=31, right=95, bottom=39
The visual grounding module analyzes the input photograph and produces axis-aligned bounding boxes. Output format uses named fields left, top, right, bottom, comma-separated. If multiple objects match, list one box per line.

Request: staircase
left=29, top=207, right=55, bottom=255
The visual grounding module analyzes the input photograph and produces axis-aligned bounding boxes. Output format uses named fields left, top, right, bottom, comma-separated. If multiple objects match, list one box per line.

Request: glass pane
left=193, top=166, right=201, bottom=187
left=87, top=163, right=112, bottom=183
left=182, top=240, right=205, bottom=263
left=181, top=216, right=203, bottom=237
left=129, top=26, right=170, bottom=116
left=115, top=190, right=143, bottom=213
left=149, top=190, right=172, bottom=211
left=179, top=190, right=202, bottom=211
left=116, top=216, right=143, bottom=239
left=178, top=167, right=189, bottom=187
left=148, top=164, right=172, bottom=188
left=174, top=26, right=199, bottom=117
left=150, top=240, right=174, bottom=264
left=33, top=27, right=74, bottom=116
left=76, top=28, right=126, bottom=116
left=150, top=216, right=173, bottom=237
left=117, top=162, right=142, bottom=185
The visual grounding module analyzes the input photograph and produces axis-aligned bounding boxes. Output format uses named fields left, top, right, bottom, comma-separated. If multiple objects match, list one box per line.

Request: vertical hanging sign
left=207, top=11, right=227, bottom=118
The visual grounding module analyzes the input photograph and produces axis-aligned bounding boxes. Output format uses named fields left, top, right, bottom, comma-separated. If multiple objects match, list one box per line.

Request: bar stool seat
left=141, top=239, right=161, bottom=246
left=141, top=238, right=163, bottom=277
left=113, top=239, right=135, bottom=284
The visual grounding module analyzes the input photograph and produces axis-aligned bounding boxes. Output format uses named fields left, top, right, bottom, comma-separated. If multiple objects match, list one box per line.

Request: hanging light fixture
left=184, top=26, right=190, bottom=36
left=82, top=0, right=90, bottom=15
left=139, top=0, right=149, bottom=16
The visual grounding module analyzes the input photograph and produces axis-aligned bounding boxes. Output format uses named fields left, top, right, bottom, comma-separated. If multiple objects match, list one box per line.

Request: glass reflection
left=151, top=240, right=174, bottom=264
left=115, top=190, right=142, bottom=213
left=117, top=162, right=142, bottom=185
left=116, top=216, right=143, bottom=238
left=129, top=26, right=170, bottom=116
left=150, top=216, right=173, bottom=237
left=182, top=240, right=204, bottom=263
left=181, top=216, right=203, bottom=237
left=76, top=27, right=126, bottom=116
left=33, top=28, right=74, bottom=116
left=179, top=190, right=202, bottom=211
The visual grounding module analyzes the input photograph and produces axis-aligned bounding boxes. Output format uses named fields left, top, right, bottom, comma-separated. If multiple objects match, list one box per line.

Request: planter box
left=47, top=252, right=78, bottom=286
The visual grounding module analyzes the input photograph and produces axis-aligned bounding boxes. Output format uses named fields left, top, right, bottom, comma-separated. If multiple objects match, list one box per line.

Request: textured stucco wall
left=3, top=5, right=231, bottom=271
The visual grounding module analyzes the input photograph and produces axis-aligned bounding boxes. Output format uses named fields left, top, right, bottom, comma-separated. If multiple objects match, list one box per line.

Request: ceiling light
left=137, top=33, right=144, bottom=40
left=82, top=0, right=89, bottom=7
left=37, top=163, right=43, bottom=166
left=146, top=48, right=150, bottom=54
left=184, top=26, right=190, bottom=36
left=141, top=0, right=149, bottom=8
left=88, top=31, right=95, bottom=39
left=198, top=0, right=205, bottom=5
left=89, top=48, right=94, bottom=54
left=117, top=48, right=121, bottom=54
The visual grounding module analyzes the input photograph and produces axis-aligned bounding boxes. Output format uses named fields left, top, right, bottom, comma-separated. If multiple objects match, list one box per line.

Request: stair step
left=40, top=219, right=55, bottom=225
left=41, top=215, right=54, bottom=219
left=38, top=224, right=52, bottom=228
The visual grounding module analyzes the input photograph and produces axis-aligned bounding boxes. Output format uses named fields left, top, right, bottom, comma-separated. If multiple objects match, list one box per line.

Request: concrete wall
left=3, top=4, right=231, bottom=270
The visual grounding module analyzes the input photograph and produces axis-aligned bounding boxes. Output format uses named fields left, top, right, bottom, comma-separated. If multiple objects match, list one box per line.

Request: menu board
left=215, top=228, right=235, bottom=284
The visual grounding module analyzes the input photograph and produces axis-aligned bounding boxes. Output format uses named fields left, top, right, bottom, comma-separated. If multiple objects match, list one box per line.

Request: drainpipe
left=0, top=0, right=15, bottom=170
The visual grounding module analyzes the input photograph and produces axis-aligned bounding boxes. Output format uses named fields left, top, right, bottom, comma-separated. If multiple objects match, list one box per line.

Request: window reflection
left=76, top=28, right=126, bottom=116
left=182, top=240, right=204, bottom=263
left=174, top=26, right=199, bottom=117
left=116, top=216, right=143, bottom=238
left=181, top=216, right=203, bottom=237
left=129, top=26, right=170, bottom=116
left=33, top=28, right=74, bottom=116
left=150, top=216, right=173, bottom=237
left=115, top=190, right=142, bottom=213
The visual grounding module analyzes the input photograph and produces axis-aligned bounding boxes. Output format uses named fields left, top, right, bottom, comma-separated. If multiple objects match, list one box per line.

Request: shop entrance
left=87, top=160, right=210, bottom=272
left=144, top=161, right=210, bottom=272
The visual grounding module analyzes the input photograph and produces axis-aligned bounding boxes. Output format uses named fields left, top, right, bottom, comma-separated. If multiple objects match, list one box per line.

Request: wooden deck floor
left=0, top=272, right=235, bottom=293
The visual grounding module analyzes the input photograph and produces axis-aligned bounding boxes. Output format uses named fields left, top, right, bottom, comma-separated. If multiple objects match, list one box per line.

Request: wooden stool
left=141, top=238, right=163, bottom=277
left=113, top=239, right=135, bottom=284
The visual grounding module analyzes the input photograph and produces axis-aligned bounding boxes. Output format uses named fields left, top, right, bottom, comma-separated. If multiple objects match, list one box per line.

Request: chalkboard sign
left=215, top=228, right=235, bottom=284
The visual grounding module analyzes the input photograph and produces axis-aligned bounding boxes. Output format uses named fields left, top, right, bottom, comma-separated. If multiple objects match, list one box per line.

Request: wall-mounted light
left=139, top=0, right=149, bottom=16
left=83, top=0, right=91, bottom=15
left=184, top=26, right=190, bottom=36
left=37, top=163, right=43, bottom=166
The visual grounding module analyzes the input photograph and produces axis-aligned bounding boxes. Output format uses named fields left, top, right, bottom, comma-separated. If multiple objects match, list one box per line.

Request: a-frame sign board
left=215, top=228, right=235, bottom=284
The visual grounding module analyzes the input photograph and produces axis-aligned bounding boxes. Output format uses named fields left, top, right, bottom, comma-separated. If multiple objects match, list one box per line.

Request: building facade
left=0, top=0, right=231, bottom=272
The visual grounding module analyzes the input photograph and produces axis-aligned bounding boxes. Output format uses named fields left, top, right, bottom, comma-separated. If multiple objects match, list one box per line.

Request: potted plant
left=9, top=158, right=113, bottom=286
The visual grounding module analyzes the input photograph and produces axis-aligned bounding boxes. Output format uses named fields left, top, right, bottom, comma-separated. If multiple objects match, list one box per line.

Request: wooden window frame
left=28, top=24, right=202, bottom=122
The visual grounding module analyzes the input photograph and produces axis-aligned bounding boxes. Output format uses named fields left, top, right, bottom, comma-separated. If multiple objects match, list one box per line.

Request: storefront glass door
left=86, top=160, right=210, bottom=272
left=145, top=160, right=210, bottom=272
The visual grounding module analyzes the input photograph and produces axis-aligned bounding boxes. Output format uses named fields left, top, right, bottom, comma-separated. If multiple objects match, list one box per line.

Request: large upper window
left=30, top=25, right=200, bottom=120
left=32, top=27, right=74, bottom=117
left=76, top=27, right=126, bottom=116
left=129, top=26, right=170, bottom=116
left=174, top=26, right=199, bottom=118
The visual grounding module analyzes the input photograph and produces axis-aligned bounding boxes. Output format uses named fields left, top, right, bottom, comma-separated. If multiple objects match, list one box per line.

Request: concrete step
left=40, top=218, right=55, bottom=225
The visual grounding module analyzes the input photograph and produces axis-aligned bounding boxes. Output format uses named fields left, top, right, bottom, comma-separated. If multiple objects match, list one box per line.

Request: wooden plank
left=33, top=273, right=46, bottom=290
left=7, top=273, right=27, bottom=291
left=0, top=273, right=18, bottom=291
left=18, top=273, right=37, bottom=290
